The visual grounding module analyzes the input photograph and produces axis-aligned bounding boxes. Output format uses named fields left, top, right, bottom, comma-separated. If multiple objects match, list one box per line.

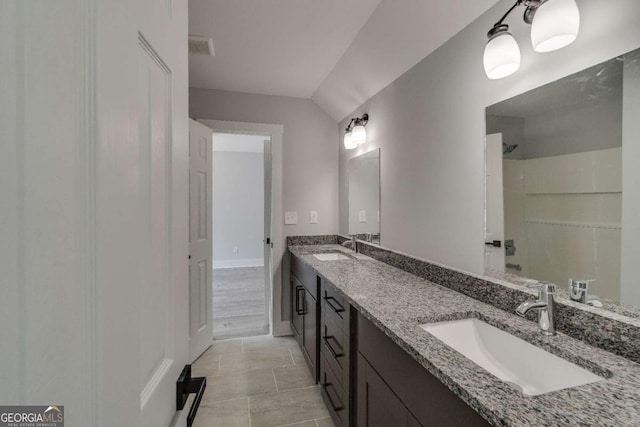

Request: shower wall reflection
left=486, top=52, right=630, bottom=302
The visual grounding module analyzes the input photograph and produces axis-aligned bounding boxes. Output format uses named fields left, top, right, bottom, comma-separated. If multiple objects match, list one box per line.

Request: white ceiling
left=189, top=0, right=500, bottom=121
left=312, top=0, right=501, bottom=121
left=189, top=0, right=382, bottom=98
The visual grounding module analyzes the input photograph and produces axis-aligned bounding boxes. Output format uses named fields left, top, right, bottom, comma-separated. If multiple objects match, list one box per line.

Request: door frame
left=484, top=133, right=506, bottom=273
left=197, top=119, right=289, bottom=336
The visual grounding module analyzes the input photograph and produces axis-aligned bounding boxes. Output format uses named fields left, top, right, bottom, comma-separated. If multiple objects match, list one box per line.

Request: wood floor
left=213, top=266, right=269, bottom=340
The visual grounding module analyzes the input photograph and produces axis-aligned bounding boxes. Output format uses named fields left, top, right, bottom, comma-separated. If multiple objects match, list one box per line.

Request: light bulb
left=344, top=132, right=357, bottom=150
left=352, top=124, right=367, bottom=145
left=483, top=31, right=521, bottom=79
left=531, top=0, right=580, bottom=53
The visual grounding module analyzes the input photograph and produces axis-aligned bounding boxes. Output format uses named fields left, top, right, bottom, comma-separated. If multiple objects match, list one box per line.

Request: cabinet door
left=408, top=412, right=423, bottom=427
left=291, top=276, right=304, bottom=341
left=357, top=354, right=409, bottom=427
left=302, top=291, right=318, bottom=379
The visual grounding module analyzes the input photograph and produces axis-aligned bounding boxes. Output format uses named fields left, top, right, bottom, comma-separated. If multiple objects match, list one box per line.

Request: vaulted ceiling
left=189, top=0, right=500, bottom=121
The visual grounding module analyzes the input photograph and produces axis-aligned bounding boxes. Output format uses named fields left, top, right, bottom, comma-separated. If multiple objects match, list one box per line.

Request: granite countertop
left=289, top=244, right=640, bottom=427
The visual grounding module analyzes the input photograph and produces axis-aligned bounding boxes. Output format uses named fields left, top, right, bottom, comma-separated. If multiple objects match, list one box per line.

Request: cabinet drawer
left=322, top=317, right=347, bottom=373
left=323, top=296, right=347, bottom=331
left=321, top=354, right=347, bottom=426
left=322, top=280, right=347, bottom=326
left=291, top=254, right=318, bottom=298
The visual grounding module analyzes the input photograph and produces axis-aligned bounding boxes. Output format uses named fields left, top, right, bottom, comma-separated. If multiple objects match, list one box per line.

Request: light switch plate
left=285, top=211, right=297, bottom=225
left=359, top=210, right=367, bottom=223
left=309, top=211, right=318, bottom=224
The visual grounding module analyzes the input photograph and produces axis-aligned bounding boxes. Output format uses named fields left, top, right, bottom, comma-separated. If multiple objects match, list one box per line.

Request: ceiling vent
left=188, top=36, right=215, bottom=56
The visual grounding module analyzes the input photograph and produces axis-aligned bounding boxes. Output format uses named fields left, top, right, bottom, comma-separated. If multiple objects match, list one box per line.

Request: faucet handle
left=569, top=278, right=596, bottom=290
left=528, top=281, right=556, bottom=294
left=569, top=279, right=596, bottom=303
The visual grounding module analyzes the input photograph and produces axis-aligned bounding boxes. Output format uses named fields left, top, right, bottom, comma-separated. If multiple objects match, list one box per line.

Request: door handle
left=485, top=240, right=502, bottom=248
left=295, top=286, right=306, bottom=315
left=176, top=365, right=207, bottom=427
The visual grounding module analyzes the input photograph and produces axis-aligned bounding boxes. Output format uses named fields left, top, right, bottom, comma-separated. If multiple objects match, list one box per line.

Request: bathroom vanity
left=290, top=254, right=320, bottom=381
left=288, top=238, right=640, bottom=427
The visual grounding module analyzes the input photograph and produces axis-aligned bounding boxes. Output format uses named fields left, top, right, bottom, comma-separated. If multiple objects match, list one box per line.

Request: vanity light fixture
left=530, top=0, right=580, bottom=53
left=483, top=0, right=580, bottom=79
left=344, top=113, right=369, bottom=150
left=343, top=131, right=357, bottom=150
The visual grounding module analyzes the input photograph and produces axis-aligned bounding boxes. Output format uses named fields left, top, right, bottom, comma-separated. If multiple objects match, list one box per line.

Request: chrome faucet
left=351, top=234, right=358, bottom=253
left=516, top=282, right=556, bottom=336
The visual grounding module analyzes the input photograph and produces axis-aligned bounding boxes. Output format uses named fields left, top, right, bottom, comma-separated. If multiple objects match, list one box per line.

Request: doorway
left=211, top=131, right=272, bottom=339
left=197, top=119, right=287, bottom=338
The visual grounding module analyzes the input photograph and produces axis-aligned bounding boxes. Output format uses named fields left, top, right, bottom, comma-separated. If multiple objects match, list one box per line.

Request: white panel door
left=263, top=139, right=273, bottom=330
left=189, top=119, right=214, bottom=362
left=485, top=133, right=506, bottom=272
left=136, top=0, right=189, bottom=426
left=1, top=0, right=188, bottom=425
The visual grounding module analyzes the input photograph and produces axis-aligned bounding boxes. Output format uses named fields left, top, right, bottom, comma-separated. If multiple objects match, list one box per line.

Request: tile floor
left=192, top=335, right=335, bottom=427
left=213, top=267, right=270, bottom=339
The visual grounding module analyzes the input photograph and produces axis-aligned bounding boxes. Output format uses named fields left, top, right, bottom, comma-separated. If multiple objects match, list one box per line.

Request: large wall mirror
left=348, top=148, right=381, bottom=244
left=485, top=47, right=640, bottom=311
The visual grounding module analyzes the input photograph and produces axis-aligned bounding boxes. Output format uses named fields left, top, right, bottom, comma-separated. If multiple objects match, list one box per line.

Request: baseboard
left=272, top=320, right=292, bottom=337
left=213, top=258, right=264, bottom=269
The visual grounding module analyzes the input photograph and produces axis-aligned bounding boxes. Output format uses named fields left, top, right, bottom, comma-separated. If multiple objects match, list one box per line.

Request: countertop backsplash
left=290, top=234, right=640, bottom=364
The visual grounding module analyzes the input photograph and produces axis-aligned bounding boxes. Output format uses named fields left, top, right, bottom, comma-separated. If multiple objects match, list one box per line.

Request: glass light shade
left=351, top=124, right=367, bottom=145
left=344, top=132, right=357, bottom=149
left=531, top=0, right=580, bottom=53
left=483, top=32, right=521, bottom=79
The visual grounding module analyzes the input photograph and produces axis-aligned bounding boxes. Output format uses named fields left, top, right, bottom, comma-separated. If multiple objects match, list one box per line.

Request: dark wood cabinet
left=290, top=254, right=320, bottom=382
left=357, top=312, right=489, bottom=427
left=320, top=279, right=352, bottom=426
left=289, top=251, right=488, bottom=427
left=291, top=276, right=304, bottom=337
left=357, top=353, right=419, bottom=427
left=302, top=288, right=318, bottom=375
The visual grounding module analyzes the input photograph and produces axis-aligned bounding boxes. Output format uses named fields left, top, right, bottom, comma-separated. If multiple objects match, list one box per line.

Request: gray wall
left=488, top=93, right=622, bottom=160
left=213, top=151, right=264, bottom=267
left=190, top=89, right=339, bottom=237
left=523, top=95, right=622, bottom=158
left=621, top=48, right=640, bottom=305
left=190, top=89, right=339, bottom=323
left=339, top=0, right=640, bottom=275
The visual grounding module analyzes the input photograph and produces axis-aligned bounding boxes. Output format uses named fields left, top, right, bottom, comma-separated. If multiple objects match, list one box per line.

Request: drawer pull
left=323, top=381, right=344, bottom=412
left=324, top=296, right=345, bottom=313
left=295, top=286, right=306, bottom=315
left=324, top=335, right=344, bottom=358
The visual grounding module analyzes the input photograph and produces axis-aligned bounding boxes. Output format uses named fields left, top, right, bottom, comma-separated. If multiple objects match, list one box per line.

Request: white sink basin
left=312, top=253, right=350, bottom=261
left=420, top=318, right=604, bottom=395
